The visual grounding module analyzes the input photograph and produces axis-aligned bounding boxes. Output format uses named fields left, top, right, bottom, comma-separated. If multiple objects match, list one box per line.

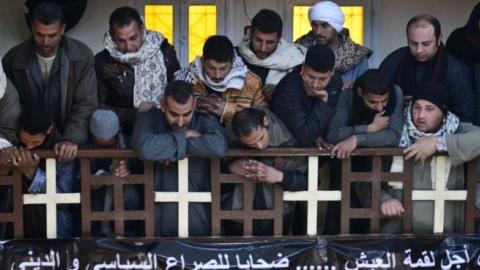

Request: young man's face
left=411, top=99, right=444, bottom=132
left=358, top=88, right=390, bottom=113
left=202, top=58, right=232, bottom=83
left=19, top=128, right=51, bottom=150
left=162, top=96, right=194, bottom=131
left=310, top=20, right=338, bottom=46
left=31, top=20, right=65, bottom=57
left=111, top=20, right=144, bottom=54
left=407, top=22, right=440, bottom=62
left=240, top=126, right=270, bottom=150
left=301, top=65, right=334, bottom=98
left=250, top=29, right=280, bottom=59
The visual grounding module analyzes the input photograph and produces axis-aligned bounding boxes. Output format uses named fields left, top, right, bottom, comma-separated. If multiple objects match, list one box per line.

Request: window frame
left=138, top=0, right=226, bottom=66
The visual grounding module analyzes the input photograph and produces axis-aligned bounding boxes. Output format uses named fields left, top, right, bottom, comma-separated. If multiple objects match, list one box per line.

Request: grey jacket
left=226, top=109, right=308, bottom=234
left=132, top=110, right=227, bottom=236
left=383, top=123, right=480, bottom=233
left=0, top=79, right=21, bottom=145
left=2, top=36, right=97, bottom=145
left=327, top=86, right=404, bottom=146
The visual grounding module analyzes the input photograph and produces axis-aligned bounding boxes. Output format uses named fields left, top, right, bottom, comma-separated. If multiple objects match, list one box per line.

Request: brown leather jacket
left=193, top=71, right=268, bottom=124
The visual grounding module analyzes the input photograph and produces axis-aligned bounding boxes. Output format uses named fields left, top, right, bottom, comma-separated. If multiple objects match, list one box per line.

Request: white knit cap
left=308, top=1, right=345, bottom=33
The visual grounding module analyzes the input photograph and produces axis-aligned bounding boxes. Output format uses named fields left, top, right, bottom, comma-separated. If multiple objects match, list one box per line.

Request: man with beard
left=175, top=35, right=267, bottom=124
left=236, top=9, right=307, bottom=100
left=327, top=69, right=403, bottom=159
left=271, top=44, right=342, bottom=147
left=326, top=69, right=403, bottom=234
left=380, top=81, right=480, bottom=233
left=132, top=80, right=227, bottom=236
left=380, top=14, right=474, bottom=123
left=295, top=1, right=371, bottom=88
left=96, top=7, right=180, bottom=137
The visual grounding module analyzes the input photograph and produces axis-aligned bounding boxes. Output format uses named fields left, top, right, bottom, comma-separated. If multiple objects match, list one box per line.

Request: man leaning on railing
left=1, top=106, right=78, bottom=238
left=226, top=107, right=308, bottom=235
left=381, top=81, right=480, bottom=233
left=131, top=80, right=227, bottom=237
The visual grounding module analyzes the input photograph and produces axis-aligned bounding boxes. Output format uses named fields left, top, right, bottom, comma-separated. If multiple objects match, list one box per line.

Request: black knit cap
left=412, top=81, right=448, bottom=115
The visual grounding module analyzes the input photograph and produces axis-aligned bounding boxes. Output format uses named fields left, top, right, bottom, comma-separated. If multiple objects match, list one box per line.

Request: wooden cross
left=412, top=156, right=467, bottom=233
left=23, top=158, right=81, bottom=238
left=283, top=156, right=341, bottom=235
left=154, top=158, right=211, bottom=237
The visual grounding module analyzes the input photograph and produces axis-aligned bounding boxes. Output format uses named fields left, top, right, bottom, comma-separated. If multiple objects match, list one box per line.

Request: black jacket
left=95, top=40, right=180, bottom=134
left=380, top=47, right=475, bottom=123
left=271, top=68, right=342, bottom=146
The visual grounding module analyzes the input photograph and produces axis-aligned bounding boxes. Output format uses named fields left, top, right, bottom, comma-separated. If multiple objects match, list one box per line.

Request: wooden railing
left=0, top=148, right=477, bottom=238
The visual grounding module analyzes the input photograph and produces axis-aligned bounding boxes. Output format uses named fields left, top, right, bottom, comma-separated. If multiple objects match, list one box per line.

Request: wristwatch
left=435, top=136, right=447, bottom=152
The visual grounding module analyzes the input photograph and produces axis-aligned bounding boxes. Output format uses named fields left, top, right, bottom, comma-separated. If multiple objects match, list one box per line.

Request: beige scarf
left=105, top=30, right=167, bottom=108
left=238, top=37, right=307, bottom=85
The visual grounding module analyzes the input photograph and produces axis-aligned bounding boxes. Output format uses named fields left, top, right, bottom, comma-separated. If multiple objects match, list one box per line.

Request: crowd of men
left=0, top=1, right=480, bottom=238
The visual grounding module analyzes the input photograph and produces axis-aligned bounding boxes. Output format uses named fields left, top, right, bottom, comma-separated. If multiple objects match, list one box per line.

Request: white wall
left=0, top=0, right=128, bottom=57
left=370, top=0, right=478, bottom=66
left=0, top=0, right=477, bottom=66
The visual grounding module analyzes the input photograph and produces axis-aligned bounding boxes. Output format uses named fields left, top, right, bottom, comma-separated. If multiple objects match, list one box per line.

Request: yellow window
left=293, top=5, right=364, bottom=45
left=189, top=5, right=217, bottom=62
left=145, top=5, right=174, bottom=44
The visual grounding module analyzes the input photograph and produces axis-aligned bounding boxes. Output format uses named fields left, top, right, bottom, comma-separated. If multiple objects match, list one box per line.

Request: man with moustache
left=295, top=1, right=371, bottom=88
left=2, top=2, right=97, bottom=162
left=132, top=80, right=227, bottom=236
left=236, top=9, right=307, bottom=100
left=96, top=7, right=180, bottom=137
left=380, top=15, right=474, bottom=123
left=175, top=35, right=267, bottom=124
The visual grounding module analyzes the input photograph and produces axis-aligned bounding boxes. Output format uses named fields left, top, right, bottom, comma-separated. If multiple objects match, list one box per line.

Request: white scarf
left=174, top=52, right=248, bottom=93
left=104, top=30, right=167, bottom=108
left=0, top=60, right=6, bottom=99
left=238, top=37, right=307, bottom=85
left=390, top=103, right=459, bottom=189
left=398, top=103, right=460, bottom=148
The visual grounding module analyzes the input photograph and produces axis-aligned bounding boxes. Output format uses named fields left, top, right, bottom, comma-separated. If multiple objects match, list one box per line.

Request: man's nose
left=260, top=42, right=268, bottom=52
left=177, top=117, right=185, bottom=127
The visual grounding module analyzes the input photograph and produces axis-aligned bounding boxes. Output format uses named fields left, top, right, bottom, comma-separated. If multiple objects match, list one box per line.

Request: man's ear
left=262, top=115, right=269, bottom=127
left=356, top=87, right=363, bottom=97
left=60, top=23, right=66, bottom=35
left=160, top=98, right=166, bottom=113
left=437, top=33, right=443, bottom=46
left=300, top=64, right=305, bottom=76
left=46, top=125, right=54, bottom=135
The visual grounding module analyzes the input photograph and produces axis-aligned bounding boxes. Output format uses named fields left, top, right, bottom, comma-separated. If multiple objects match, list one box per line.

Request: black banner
left=2, top=235, right=480, bottom=269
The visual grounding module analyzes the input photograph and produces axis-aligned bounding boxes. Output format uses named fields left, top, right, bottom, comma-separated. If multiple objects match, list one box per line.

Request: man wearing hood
left=380, top=14, right=474, bottom=123
left=446, top=3, right=480, bottom=124
left=175, top=35, right=267, bottom=124
left=295, top=1, right=371, bottom=88
left=236, top=9, right=307, bottom=100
